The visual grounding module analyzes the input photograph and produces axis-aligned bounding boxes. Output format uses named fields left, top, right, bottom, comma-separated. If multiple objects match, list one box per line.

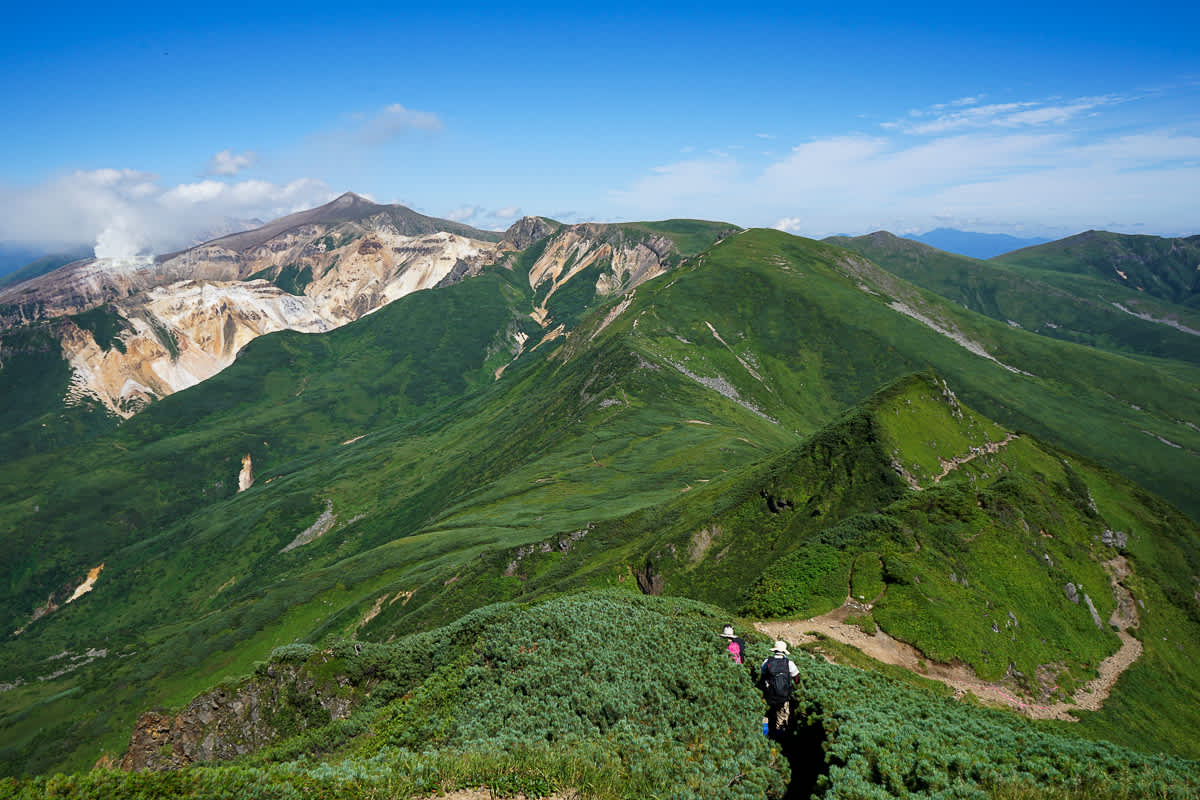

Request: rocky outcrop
left=238, top=455, right=254, bottom=492
left=527, top=225, right=678, bottom=326
left=500, top=216, right=559, bottom=251
left=120, top=661, right=358, bottom=771
left=1100, top=529, right=1128, bottom=549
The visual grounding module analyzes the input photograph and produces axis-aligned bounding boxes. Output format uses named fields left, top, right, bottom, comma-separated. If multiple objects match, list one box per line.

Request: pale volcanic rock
left=304, top=231, right=498, bottom=325
left=527, top=225, right=675, bottom=324
left=238, top=455, right=254, bottom=492
left=49, top=230, right=499, bottom=415
left=59, top=280, right=335, bottom=416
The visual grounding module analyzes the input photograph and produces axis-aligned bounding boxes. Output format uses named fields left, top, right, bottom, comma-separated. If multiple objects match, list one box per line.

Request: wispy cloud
left=442, top=204, right=527, bottom=231
left=309, top=103, right=444, bottom=153
left=359, top=103, right=443, bottom=144
left=610, top=90, right=1199, bottom=237
left=882, top=94, right=1123, bottom=136
left=446, top=205, right=480, bottom=223
left=206, top=149, right=256, bottom=176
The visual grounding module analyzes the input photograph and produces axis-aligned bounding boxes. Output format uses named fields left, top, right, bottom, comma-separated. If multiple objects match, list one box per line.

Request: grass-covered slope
left=827, top=231, right=1200, bottom=365
left=0, top=311, right=125, bottom=457
left=993, top=230, right=1200, bottom=309
left=628, top=229, right=1200, bottom=519
left=2, top=226, right=1199, bottom=778
left=5, top=592, right=1197, bottom=800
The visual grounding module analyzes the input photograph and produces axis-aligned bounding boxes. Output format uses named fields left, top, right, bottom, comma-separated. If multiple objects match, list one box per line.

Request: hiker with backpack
left=760, top=640, right=799, bottom=739
left=720, top=624, right=746, bottom=664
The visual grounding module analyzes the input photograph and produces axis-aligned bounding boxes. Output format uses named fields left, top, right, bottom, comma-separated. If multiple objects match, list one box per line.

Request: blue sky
left=1, top=1, right=1197, bottom=255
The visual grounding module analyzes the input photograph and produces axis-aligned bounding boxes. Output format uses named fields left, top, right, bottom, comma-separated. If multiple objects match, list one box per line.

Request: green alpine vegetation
left=993, top=230, right=1200, bottom=309
left=1, top=220, right=1197, bottom=797
left=827, top=231, right=1200, bottom=365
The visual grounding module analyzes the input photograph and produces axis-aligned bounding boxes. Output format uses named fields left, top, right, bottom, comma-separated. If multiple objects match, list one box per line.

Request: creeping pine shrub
left=741, top=542, right=845, bottom=617
left=356, top=591, right=785, bottom=800
left=797, top=657, right=1200, bottom=799
left=268, top=643, right=318, bottom=664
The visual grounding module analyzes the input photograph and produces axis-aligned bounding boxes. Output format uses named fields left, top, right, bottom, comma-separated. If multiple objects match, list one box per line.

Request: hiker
left=760, top=640, right=799, bottom=738
left=720, top=624, right=746, bottom=664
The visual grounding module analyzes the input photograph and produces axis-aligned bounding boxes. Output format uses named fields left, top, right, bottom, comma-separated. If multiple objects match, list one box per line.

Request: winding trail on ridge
left=756, top=556, right=1142, bottom=721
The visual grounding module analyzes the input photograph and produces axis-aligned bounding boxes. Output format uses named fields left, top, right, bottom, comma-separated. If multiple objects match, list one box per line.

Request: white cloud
left=608, top=92, right=1200, bottom=238
left=359, top=103, right=443, bottom=144
left=609, top=158, right=741, bottom=211
left=886, top=95, right=1122, bottom=136
left=446, top=205, right=481, bottom=223
left=773, top=217, right=804, bottom=233
left=442, top=205, right=528, bottom=230
left=207, top=149, right=256, bottom=176
left=0, top=169, right=333, bottom=257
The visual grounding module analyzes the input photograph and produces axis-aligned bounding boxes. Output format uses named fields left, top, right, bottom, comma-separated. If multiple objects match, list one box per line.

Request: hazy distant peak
left=907, top=228, right=1052, bottom=259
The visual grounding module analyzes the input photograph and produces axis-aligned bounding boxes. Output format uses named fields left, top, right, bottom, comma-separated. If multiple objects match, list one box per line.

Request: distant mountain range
left=1, top=196, right=1198, bottom=796
left=0, top=244, right=43, bottom=278
left=902, top=227, right=1052, bottom=259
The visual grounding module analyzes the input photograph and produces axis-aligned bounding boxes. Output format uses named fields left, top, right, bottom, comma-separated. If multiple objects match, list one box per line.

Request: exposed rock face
left=3, top=197, right=504, bottom=416
left=526, top=224, right=677, bottom=326
left=120, top=662, right=358, bottom=771
left=238, top=455, right=254, bottom=492
left=500, top=216, right=558, bottom=251
left=1065, top=582, right=1080, bottom=603
left=60, top=282, right=336, bottom=417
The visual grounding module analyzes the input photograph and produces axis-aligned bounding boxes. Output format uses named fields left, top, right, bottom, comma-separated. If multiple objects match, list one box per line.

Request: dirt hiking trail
left=757, top=556, right=1141, bottom=721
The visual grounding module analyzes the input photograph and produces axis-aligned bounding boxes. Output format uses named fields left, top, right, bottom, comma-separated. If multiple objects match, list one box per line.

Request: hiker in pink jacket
left=720, top=624, right=746, bottom=664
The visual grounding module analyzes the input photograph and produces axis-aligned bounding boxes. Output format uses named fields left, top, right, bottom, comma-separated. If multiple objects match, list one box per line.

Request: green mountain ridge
left=1, top=219, right=1198, bottom=796
left=826, top=231, right=1200, bottom=365
left=993, top=230, right=1200, bottom=310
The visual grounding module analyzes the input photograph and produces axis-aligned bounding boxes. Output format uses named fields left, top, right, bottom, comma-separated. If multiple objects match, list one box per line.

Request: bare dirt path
left=756, top=556, right=1142, bottom=721
left=931, top=433, right=1019, bottom=484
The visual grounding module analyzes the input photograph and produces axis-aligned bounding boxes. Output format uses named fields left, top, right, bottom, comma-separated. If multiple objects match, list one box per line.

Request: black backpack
left=761, top=656, right=793, bottom=704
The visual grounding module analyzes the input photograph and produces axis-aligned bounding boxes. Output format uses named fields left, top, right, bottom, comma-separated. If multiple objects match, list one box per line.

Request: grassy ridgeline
left=2, top=591, right=1196, bottom=800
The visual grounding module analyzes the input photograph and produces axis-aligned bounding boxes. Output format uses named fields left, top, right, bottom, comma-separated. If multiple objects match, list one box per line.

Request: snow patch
left=1140, top=430, right=1183, bottom=449
left=281, top=499, right=336, bottom=552
left=888, top=300, right=1033, bottom=376
left=1110, top=302, right=1200, bottom=336
left=705, top=320, right=768, bottom=385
